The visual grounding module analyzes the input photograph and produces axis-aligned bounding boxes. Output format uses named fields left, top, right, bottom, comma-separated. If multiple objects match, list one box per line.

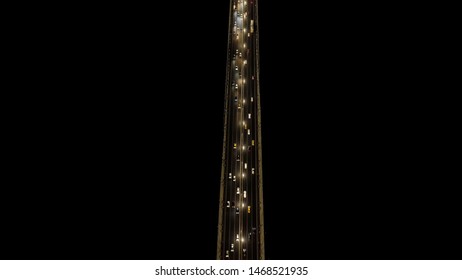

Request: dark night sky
left=3, top=1, right=460, bottom=260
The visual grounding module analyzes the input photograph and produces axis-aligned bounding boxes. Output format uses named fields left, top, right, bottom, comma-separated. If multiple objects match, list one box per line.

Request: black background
left=3, top=1, right=460, bottom=260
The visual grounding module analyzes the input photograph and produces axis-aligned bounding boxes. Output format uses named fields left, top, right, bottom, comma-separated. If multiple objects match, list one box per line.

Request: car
left=235, top=66, right=238, bottom=71
left=229, top=173, right=232, bottom=179
left=243, top=248, right=247, bottom=256
left=238, top=103, right=241, bottom=109
left=226, top=201, right=230, bottom=208
left=236, top=234, right=239, bottom=242
left=237, top=154, right=240, bottom=161
left=244, top=163, right=247, bottom=169
left=247, top=129, right=250, bottom=135
left=251, top=168, right=255, bottom=174
left=226, top=250, right=229, bottom=258
left=251, top=139, right=255, bottom=146
left=248, top=113, right=251, bottom=119
left=236, top=208, right=239, bottom=215
left=231, top=243, right=234, bottom=252
left=234, top=96, right=238, bottom=102
left=233, top=175, right=236, bottom=181
left=233, top=143, right=237, bottom=148
left=243, top=191, right=246, bottom=198
left=237, top=187, right=240, bottom=194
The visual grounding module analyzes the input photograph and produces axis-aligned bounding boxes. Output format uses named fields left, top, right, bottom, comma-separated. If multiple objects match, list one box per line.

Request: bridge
left=216, top=0, right=265, bottom=260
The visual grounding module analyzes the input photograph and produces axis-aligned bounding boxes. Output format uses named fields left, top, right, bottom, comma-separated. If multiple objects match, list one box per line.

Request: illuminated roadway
left=217, top=0, right=264, bottom=260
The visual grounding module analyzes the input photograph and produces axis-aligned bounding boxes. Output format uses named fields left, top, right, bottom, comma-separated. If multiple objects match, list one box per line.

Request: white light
left=242, top=203, right=245, bottom=207
left=244, top=43, right=246, bottom=48
left=242, top=145, right=245, bottom=150
left=244, top=60, right=247, bottom=64
left=242, top=173, right=245, bottom=178
left=243, top=121, right=245, bottom=126
left=244, top=163, right=247, bottom=169
left=243, top=99, right=246, bottom=104
left=243, top=79, right=246, bottom=84
left=248, top=113, right=251, bottom=119
left=247, top=129, right=250, bottom=135
left=244, top=28, right=246, bottom=33
left=251, top=97, right=253, bottom=102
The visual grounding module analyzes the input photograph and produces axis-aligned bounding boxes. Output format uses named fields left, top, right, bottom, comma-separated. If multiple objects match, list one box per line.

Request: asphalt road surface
left=217, top=0, right=264, bottom=260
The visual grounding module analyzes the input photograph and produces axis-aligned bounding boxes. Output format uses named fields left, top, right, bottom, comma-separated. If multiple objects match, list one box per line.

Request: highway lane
left=218, top=0, right=263, bottom=260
